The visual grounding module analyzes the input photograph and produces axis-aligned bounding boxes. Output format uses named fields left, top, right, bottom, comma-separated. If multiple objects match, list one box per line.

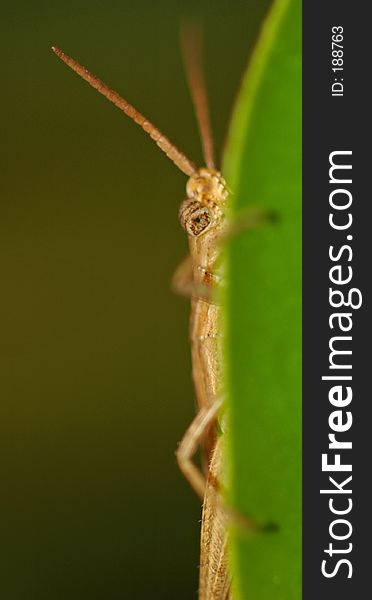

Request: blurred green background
left=1, top=1, right=271, bottom=598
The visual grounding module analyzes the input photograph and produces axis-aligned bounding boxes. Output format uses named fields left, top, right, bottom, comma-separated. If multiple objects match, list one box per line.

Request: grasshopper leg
left=222, top=206, right=278, bottom=242
left=172, top=255, right=223, bottom=301
left=172, top=255, right=213, bottom=300
left=176, top=396, right=223, bottom=499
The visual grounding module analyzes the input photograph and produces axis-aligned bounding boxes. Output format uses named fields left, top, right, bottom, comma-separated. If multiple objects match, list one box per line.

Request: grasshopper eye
left=179, top=200, right=213, bottom=237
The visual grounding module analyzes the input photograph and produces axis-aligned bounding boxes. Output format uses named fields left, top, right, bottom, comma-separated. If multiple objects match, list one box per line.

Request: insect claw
left=261, top=519, right=280, bottom=533
left=227, top=507, right=279, bottom=537
left=266, top=209, right=280, bottom=224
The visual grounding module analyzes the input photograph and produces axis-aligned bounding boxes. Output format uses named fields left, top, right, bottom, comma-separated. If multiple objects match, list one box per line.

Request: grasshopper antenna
left=51, top=47, right=197, bottom=177
left=180, top=22, right=216, bottom=170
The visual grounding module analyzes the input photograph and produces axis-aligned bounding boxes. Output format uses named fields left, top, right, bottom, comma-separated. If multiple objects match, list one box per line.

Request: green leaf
left=222, top=0, right=301, bottom=598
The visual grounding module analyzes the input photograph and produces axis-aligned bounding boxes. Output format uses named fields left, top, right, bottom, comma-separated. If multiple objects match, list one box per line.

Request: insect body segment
left=175, top=165, right=228, bottom=499
left=199, top=436, right=231, bottom=600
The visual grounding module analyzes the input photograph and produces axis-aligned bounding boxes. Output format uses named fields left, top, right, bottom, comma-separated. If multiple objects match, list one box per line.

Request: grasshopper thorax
left=179, top=168, right=228, bottom=237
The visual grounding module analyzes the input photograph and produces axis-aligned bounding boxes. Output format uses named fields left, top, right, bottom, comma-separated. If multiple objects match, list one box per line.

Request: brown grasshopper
left=52, top=29, right=233, bottom=598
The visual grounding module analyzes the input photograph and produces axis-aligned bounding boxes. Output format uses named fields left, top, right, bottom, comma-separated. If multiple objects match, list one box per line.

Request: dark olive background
left=1, top=1, right=270, bottom=598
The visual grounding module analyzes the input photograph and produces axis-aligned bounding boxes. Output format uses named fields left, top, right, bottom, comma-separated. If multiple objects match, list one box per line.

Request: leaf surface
left=223, top=1, right=301, bottom=597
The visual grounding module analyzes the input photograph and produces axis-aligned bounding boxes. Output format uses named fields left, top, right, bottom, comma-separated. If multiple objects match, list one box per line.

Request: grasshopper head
left=179, top=168, right=228, bottom=237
